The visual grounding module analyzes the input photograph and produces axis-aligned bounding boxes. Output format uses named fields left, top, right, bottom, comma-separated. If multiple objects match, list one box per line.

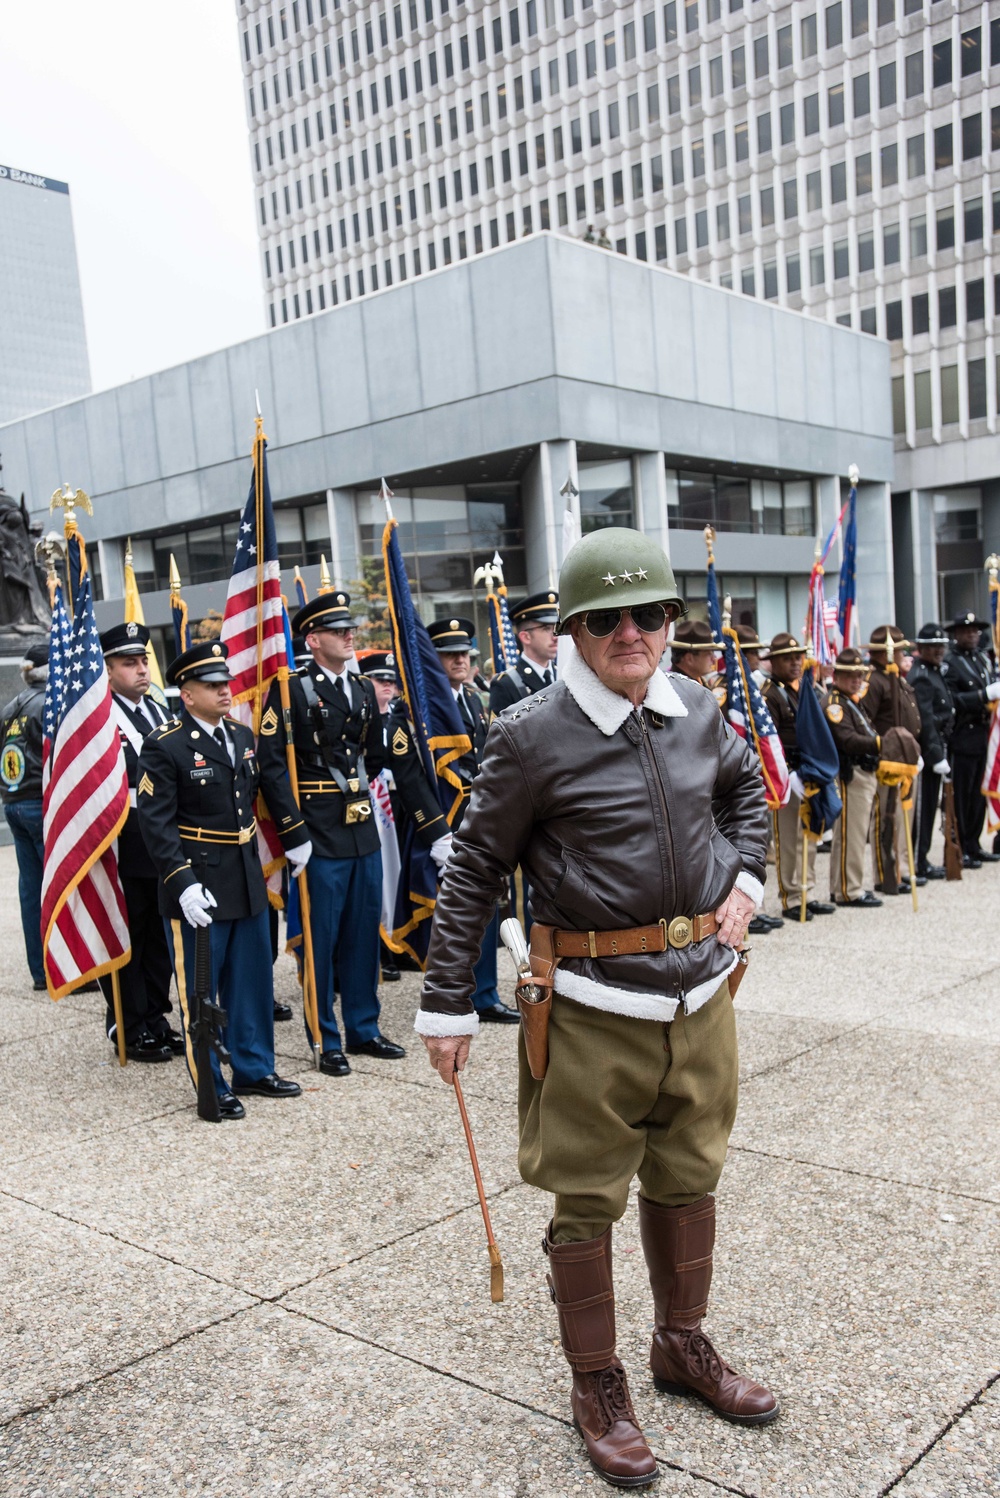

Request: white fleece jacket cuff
left=413, top=1009, right=481, bottom=1037
left=735, top=871, right=764, bottom=909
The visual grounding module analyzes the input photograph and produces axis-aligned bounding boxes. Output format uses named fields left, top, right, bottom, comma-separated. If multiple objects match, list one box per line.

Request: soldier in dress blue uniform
left=427, top=616, right=519, bottom=1023
left=138, top=641, right=308, bottom=1119
left=256, top=593, right=406, bottom=1076
left=488, top=591, right=560, bottom=714
left=97, top=621, right=180, bottom=1063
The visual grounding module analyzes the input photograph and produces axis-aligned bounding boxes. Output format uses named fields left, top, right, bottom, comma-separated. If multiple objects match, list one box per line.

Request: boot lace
left=592, top=1365, right=637, bottom=1429
left=676, top=1329, right=730, bottom=1384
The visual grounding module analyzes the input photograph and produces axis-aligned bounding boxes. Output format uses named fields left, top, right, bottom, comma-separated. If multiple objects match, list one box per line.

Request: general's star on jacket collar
left=562, top=648, right=688, bottom=736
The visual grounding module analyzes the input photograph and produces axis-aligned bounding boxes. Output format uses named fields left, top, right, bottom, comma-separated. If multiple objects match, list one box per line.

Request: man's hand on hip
left=715, top=887, right=756, bottom=949
left=421, top=1033, right=472, bottom=1083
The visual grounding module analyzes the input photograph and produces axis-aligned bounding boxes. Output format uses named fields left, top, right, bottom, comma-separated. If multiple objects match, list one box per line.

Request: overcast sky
left=0, top=0, right=263, bottom=392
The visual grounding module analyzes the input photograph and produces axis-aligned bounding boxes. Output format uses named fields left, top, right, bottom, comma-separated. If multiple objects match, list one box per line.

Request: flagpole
left=253, top=418, right=266, bottom=735
left=111, top=971, right=127, bottom=1067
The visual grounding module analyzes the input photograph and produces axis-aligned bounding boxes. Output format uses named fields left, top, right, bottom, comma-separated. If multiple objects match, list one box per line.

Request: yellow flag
left=123, top=549, right=167, bottom=704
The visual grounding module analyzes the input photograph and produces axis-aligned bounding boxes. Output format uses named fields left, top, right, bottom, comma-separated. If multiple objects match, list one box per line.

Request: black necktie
left=542, top=668, right=552, bottom=686
left=335, top=675, right=349, bottom=707
left=213, top=726, right=231, bottom=764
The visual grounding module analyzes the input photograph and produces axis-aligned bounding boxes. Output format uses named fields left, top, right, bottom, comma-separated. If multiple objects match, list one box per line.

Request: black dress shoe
left=975, top=849, right=1000, bottom=863
left=155, top=1027, right=185, bottom=1055
left=346, top=1035, right=406, bottom=1059
left=914, top=875, right=927, bottom=887
left=121, top=1033, right=173, bottom=1063
left=874, top=883, right=900, bottom=894
left=380, top=964, right=401, bottom=981
left=783, top=906, right=813, bottom=921
left=747, top=916, right=772, bottom=935
left=232, top=1072, right=302, bottom=1098
left=806, top=901, right=837, bottom=915
left=217, top=1091, right=246, bottom=1120
left=760, top=913, right=785, bottom=929
left=319, top=1049, right=351, bottom=1076
left=477, top=1001, right=521, bottom=1023
left=841, top=892, right=883, bottom=908
left=962, top=854, right=983, bottom=870
left=273, top=1002, right=292, bottom=1022
left=920, top=865, right=946, bottom=880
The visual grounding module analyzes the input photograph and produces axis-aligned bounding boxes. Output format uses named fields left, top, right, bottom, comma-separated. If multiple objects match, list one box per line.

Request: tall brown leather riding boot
left=637, top=1195, right=779, bottom=1426
left=543, top=1224, right=659, bottom=1488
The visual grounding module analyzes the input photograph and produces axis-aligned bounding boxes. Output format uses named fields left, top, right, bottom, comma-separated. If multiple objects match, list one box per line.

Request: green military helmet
left=556, top=527, right=686, bottom=633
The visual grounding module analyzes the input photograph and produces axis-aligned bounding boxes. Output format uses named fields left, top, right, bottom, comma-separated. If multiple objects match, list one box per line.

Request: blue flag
left=795, top=668, right=842, bottom=836
left=837, top=481, right=858, bottom=647
left=381, top=516, right=472, bottom=967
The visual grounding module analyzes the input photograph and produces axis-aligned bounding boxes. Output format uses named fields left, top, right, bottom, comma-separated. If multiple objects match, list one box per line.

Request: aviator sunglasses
left=583, top=602, right=680, bottom=638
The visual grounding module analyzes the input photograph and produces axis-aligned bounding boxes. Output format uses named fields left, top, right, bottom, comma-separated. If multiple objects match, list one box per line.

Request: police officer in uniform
left=669, top=619, right=721, bottom=685
left=488, top=591, right=560, bottom=713
left=821, top=649, right=882, bottom=908
left=941, top=611, right=1000, bottom=867
left=256, top=593, right=406, bottom=1075
left=98, top=622, right=180, bottom=1061
left=1, top=638, right=50, bottom=990
left=861, top=625, right=923, bottom=892
left=907, top=624, right=955, bottom=880
left=137, top=641, right=307, bottom=1119
left=761, top=633, right=836, bottom=919
left=426, top=617, right=519, bottom=1022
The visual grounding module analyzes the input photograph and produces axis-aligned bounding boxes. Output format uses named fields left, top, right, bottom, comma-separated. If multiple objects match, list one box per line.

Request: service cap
left=671, top=619, right=721, bottom=653
left=427, top=617, right=476, bottom=652
left=166, top=640, right=231, bottom=686
left=357, top=649, right=398, bottom=680
left=100, top=620, right=150, bottom=658
left=766, top=632, right=805, bottom=657
left=292, top=592, right=354, bottom=635
left=510, top=591, right=559, bottom=627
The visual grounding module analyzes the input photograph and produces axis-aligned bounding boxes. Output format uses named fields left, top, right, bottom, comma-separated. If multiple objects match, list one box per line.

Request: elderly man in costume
left=416, top=528, right=778, bottom=1488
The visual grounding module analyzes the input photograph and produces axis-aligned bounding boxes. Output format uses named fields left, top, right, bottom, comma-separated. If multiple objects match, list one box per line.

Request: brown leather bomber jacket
left=417, top=650, right=769, bottom=1032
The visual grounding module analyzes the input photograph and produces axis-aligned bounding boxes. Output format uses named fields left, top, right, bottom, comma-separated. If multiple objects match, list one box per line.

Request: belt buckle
left=238, top=825, right=253, bottom=845
left=667, top=916, right=693, bottom=949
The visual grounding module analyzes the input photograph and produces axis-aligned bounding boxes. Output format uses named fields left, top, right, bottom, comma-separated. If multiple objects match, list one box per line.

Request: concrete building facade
left=0, top=163, right=91, bottom=425
left=234, top=0, right=999, bottom=628
left=0, top=238, right=893, bottom=660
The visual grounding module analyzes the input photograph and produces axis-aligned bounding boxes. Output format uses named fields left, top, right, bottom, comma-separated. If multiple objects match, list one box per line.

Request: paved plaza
left=1, top=840, right=998, bottom=1497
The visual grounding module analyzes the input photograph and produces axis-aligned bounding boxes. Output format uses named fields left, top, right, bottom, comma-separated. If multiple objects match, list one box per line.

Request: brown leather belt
left=553, top=914, right=720, bottom=958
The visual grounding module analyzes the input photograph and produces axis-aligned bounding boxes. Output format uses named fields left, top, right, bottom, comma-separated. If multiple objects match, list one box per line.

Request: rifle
left=188, top=877, right=230, bottom=1122
left=942, top=779, right=963, bottom=881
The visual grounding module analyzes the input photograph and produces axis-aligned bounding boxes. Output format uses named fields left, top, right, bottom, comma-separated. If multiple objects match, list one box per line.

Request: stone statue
left=0, top=467, right=52, bottom=632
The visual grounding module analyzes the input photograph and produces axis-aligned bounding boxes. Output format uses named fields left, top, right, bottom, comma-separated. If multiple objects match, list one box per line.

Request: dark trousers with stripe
left=916, top=769, right=942, bottom=873
left=307, top=849, right=382, bottom=1053
left=99, top=875, right=173, bottom=1043
left=952, top=746, right=988, bottom=856
left=166, top=909, right=274, bottom=1095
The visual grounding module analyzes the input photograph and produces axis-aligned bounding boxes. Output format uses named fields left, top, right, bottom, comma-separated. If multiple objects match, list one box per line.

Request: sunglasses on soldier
left=583, top=602, right=679, bottom=638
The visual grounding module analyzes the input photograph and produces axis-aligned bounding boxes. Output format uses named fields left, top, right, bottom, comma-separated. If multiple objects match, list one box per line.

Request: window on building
left=578, top=460, right=635, bottom=532
left=802, top=14, right=818, bottom=56
left=966, top=278, right=985, bottom=321
left=853, top=72, right=870, bottom=116
left=710, top=55, right=724, bottom=95
left=758, top=109, right=772, bottom=152
left=692, top=138, right=705, bottom=175
left=732, top=45, right=745, bottom=86
left=892, top=377, right=906, bottom=433
left=850, top=0, right=868, bottom=36
left=783, top=178, right=798, bottom=218
left=735, top=121, right=749, bottom=159
left=786, top=252, right=801, bottom=292
left=881, top=143, right=898, bottom=187
left=828, top=82, right=845, bottom=126
left=879, top=61, right=896, bottom=108
left=668, top=73, right=681, bottom=112
left=962, top=113, right=982, bottom=160
left=807, top=170, right=822, bottom=211
left=695, top=209, right=709, bottom=247
left=753, top=34, right=768, bottom=77
left=905, top=50, right=923, bottom=97
left=939, top=285, right=957, bottom=327
left=826, top=1, right=843, bottom=46
left=676, top=216, right=689, bottom=254
left=713, top=129, right=727, bottom=168
left=884, top=221, right=900, bottom=263
left=804, top=93, right=820, bottom=134
left=911, top=292, right=930, bottom=333
left=810, top=245, right=825, bottom=284
left=858, top=229, right=874, bottom=271
left=909, top=213, right=927, bottom=257
left=940, top=364, right=959, bottom=424
left=886, top=300, right=903, bottom=338
left=932, top=39, right=952, bottom=88
left=907, top=132, right=925, bottom=178
left=965, top=197, right=983, bottom=241
left=717, top=202, right=731, bottom=238
left=742, top=268, right=756, bottom=296
left=780, top=102, right=795, bottom=144
left=738, top=194, right=752, bottom=233
left=968, top=358, right=987, bottom=419
left=833, top=238, right=849, bottom=278
left=936, top=206, right=954, bottom=250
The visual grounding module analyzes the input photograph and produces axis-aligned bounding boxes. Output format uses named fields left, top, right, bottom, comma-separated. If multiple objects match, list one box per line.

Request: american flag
left=983, top=576, right=1000, bottom=834
left=41, top=577, right=131, bottom=999
left=706, top=557, right=790, bottom=810
left=220, top=426, right=287, bottom=730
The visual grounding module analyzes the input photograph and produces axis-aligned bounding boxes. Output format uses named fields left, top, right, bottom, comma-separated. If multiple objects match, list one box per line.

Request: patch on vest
left=1, top=743, right=25, bottom=790
left=392, top=726, right=409, bottom=755
left=138, top=772, right=154, bottom=796
left=826, top=703, right=844, bottom=724
left=260, top=706, right=278, bottom=736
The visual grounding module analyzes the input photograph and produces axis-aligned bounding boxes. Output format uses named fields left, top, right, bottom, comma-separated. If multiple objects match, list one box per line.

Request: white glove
left=916, top=755, right=924, bottom=772
left=179, top=883, right=217, bottom=929
left=286, top=840, right=313, bottom=878
left=933, top=758, right=951, bottom=777
left=429, top=834, right=453, bottom=872
left=986, top=682, right=1000, bottom=702
left=788, top=770, right=806, bottom=801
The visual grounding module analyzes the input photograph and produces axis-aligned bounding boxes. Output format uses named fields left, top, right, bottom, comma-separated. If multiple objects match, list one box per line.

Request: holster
left=727, top=950, right=750, bottom=1001
left=516, top=922, right=558, bottom=1081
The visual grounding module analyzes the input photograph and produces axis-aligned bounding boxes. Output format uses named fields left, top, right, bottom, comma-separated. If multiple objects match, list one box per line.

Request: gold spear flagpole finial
left=125, top=536, right=134, bottom=570
left=319, top=554, right=333, bottom=591
left=703, top=524, right=716, bottom=565
left=986, top=553, right=1000, bottom=582
left=848, top=464, right=860, bottom=488
left=723, top=592, right=732, bottom=631
left=168, top=553, right=182, bottom=593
